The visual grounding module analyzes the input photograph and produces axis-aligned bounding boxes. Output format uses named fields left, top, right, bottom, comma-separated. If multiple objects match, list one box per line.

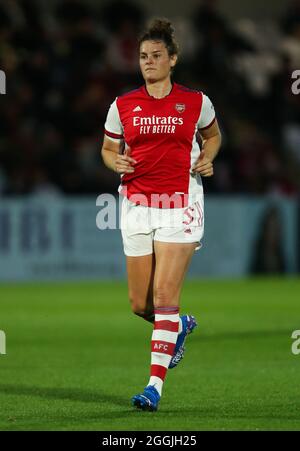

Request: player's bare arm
left=101, top=136, right=136, bottom=174
left=192, top=120, right=222, bottom=177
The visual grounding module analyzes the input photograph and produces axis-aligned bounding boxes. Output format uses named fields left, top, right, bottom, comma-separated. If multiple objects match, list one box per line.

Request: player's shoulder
left=175, top=83, right=203, bottom=97
left=174, top=83, right=209, bottom=106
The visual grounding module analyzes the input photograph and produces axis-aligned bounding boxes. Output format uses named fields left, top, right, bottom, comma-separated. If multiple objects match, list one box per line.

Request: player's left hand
left=192, top=150, right=214, bottom=177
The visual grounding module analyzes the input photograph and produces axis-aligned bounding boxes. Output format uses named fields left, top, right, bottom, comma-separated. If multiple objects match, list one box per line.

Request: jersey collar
left=142, top=82, right=176, bottom=100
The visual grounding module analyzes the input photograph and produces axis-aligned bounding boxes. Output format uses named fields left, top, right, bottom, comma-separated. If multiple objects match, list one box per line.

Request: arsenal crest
left=175, top=103, right=185, bottom=113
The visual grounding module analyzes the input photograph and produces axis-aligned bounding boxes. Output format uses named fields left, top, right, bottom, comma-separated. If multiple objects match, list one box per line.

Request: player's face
left=139, top=40, right=177, bottom=83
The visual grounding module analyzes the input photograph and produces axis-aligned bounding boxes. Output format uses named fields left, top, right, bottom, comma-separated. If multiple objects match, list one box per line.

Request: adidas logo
left=133, top=106, right=142, bottom=112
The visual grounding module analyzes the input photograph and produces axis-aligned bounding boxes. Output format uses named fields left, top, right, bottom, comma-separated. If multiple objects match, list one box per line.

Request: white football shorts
left=120, top=194, right=204, bottom=257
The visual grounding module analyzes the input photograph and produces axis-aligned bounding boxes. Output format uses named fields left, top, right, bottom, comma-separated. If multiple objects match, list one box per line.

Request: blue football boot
left=169, top=315, right=197, bottom=369
left=131, top=385, right=160, bottom=412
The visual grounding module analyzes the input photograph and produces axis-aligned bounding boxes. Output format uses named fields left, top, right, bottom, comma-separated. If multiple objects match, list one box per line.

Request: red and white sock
left=147, top=306, right=179, bottom=396
left=140, top=312, right=183, bottom=334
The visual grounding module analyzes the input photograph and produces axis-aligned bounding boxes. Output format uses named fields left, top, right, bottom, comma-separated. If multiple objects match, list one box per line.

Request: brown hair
left=139, top=18, right=179, bottom=57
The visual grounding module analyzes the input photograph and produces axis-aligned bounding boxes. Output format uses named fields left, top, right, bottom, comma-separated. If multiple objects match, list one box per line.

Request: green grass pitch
left=0, top=278, right=300, bottom=431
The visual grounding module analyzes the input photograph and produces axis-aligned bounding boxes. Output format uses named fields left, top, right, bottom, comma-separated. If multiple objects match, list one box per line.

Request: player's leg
left=160, top=201, right=203, bottom=368
left=132, top=242, right=196, bottom=410
left=154, top=241, right=198, bottom=369
left=121, top=195, right=156, bottom=322
left=153, top=241, right=196, bottom=307
left=126, top=254, right=155, bottom=323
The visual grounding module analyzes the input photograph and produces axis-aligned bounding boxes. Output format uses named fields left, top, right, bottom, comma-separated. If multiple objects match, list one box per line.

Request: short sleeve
left=104, top=98, right=124, bottom=141
left=197, top=94, right=216, bottom=130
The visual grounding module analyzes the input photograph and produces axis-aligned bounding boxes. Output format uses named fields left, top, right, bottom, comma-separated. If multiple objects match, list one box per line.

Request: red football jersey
left=104, top=82, right=215, bottom=207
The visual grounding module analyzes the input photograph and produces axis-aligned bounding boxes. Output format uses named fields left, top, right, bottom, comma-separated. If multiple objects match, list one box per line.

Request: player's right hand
left=115, top=147, right=137, bottom=174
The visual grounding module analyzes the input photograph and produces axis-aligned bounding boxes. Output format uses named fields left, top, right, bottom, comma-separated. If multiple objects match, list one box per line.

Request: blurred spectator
left=101, top=0, right=144, bottom=79
left=281, top=0, right=300, bottom=35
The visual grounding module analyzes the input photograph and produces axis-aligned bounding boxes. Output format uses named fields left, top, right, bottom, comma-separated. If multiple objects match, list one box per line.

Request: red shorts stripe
left=151, top=340, right=176, bottom=356
left=150, top=364, right=168, bottom=381
left=154, top=320, right=179, bottom=333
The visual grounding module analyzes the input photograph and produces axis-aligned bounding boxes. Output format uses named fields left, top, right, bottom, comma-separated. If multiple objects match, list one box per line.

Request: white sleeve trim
left=105, top=135, right=123, bottom=143
left=197, top=94, right=216, bottom=130
left=104, top=98, right=124, bottom=139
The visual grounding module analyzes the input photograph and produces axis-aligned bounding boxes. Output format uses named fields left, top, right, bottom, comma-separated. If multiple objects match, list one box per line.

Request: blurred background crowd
left=0, top=0, right=300, bottom=197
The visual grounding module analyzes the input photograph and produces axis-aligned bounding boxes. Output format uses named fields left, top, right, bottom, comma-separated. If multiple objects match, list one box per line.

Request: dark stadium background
left=0, top=0, right=300, bottom=432
left=1, top=0, right=300, bottom=199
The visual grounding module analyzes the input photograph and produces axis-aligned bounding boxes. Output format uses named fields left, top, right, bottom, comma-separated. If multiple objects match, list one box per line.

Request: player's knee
left=129, top=293, right=149, bottom=317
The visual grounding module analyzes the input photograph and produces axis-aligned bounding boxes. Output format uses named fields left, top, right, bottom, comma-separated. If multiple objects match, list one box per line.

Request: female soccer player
left=101, top=18, right=221, bottom=411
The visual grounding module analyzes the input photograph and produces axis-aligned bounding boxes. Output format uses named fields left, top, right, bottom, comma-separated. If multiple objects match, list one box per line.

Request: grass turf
left=0, top=278, right=300, bottom=431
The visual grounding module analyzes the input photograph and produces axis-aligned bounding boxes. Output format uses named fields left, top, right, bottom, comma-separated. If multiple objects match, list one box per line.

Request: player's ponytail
left=139, top=18, right=179, bottom=57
